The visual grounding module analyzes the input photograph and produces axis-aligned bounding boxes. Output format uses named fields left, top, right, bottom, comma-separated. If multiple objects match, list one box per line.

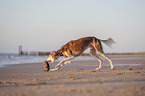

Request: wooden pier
left=19, top=45, right=50, bottom=56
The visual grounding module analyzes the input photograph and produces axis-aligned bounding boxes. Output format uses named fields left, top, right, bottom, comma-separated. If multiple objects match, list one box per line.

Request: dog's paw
left=96, top=68, right=101, bottom=70
left=55, top=65, right=60, bottom=68
left=49, top=68, right=59, bottom=71
left=64, top=61, right=71, bottom=64
left=111, top=68, right=115, bottom=70
left=111, top=66, right=114, bottom=70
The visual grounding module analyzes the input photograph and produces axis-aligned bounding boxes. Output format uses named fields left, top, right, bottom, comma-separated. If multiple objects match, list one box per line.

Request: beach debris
left=116, top=73, right=124, bottom=75
left=134, top=70, right=143, bottom=74
left=43, top=61, right=50, bottom=71
left=68, top=76, right=82, bottom=80
left=0, top=81, right=17, bottom=85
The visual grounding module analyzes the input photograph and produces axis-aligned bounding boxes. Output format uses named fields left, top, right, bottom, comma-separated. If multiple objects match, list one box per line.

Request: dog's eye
left=55, top=53, right=59, bottom=56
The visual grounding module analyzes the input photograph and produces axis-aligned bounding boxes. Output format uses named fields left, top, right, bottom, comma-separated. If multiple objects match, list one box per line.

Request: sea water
left=0, top=53, right=46, bottom=67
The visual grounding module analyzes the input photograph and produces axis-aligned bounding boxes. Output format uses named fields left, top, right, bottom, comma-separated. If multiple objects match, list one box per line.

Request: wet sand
left=0, top=55, right=145, bottom=96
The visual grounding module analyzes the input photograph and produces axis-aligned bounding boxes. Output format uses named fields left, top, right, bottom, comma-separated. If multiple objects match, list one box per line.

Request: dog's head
left=46, top=51, right=60, bottom=64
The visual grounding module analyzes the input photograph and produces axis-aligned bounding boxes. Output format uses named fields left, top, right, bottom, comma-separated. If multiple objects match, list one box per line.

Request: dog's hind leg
left=99, top=53, right=114, bottom=69
left=89, top=45, right=102, bottom=70
left=93, top=39, right=114, bottom=69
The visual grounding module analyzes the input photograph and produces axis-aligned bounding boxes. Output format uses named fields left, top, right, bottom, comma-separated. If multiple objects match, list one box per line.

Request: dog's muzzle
left=43, top=61, right=50, bottom=71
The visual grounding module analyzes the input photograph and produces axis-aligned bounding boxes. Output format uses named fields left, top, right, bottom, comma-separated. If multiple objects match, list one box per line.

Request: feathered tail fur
left=101, top=38, right=115, bottom=48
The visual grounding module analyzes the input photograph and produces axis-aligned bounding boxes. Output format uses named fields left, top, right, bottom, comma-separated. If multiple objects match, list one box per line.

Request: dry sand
left=0, top=55, right=145, bottom=96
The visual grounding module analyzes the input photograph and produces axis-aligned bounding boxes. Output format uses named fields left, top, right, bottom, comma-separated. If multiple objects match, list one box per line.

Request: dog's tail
left=101, top=38, right=115, bottom=48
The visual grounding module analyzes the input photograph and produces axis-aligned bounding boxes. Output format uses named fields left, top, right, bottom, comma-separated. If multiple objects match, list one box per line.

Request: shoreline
left=0, top=55, right=145, bottom=96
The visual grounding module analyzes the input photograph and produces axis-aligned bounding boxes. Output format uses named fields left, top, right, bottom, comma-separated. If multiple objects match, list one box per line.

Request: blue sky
left=0, top=0, right=145, bottom=53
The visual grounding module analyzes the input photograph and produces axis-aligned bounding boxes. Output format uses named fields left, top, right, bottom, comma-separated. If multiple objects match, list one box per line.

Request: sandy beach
left=0, top=55, right=145, bottom=96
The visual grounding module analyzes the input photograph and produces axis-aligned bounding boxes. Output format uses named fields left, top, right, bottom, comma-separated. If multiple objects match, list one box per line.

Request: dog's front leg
left=55, top=60, right=71, bottom=68
left=55, top=57, right=73, bottom=69
left=49, top=59, right=72, bottom=71
left=49, top=68, right=59, bottom=71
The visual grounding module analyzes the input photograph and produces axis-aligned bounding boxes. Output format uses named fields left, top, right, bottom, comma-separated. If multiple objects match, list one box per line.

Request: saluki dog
left=44, top=36, right=115, bottom=71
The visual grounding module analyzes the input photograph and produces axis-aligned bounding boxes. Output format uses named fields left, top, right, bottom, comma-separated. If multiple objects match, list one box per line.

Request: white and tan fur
left=46, top=36, right=115, bottom=71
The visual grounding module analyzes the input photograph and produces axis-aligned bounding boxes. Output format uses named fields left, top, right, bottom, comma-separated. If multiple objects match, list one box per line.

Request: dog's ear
left=55, top=53, right=59, bottom=56
left=51, top=51, right=55, bottom=54
left=50, top=51, right=56, bottom=56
